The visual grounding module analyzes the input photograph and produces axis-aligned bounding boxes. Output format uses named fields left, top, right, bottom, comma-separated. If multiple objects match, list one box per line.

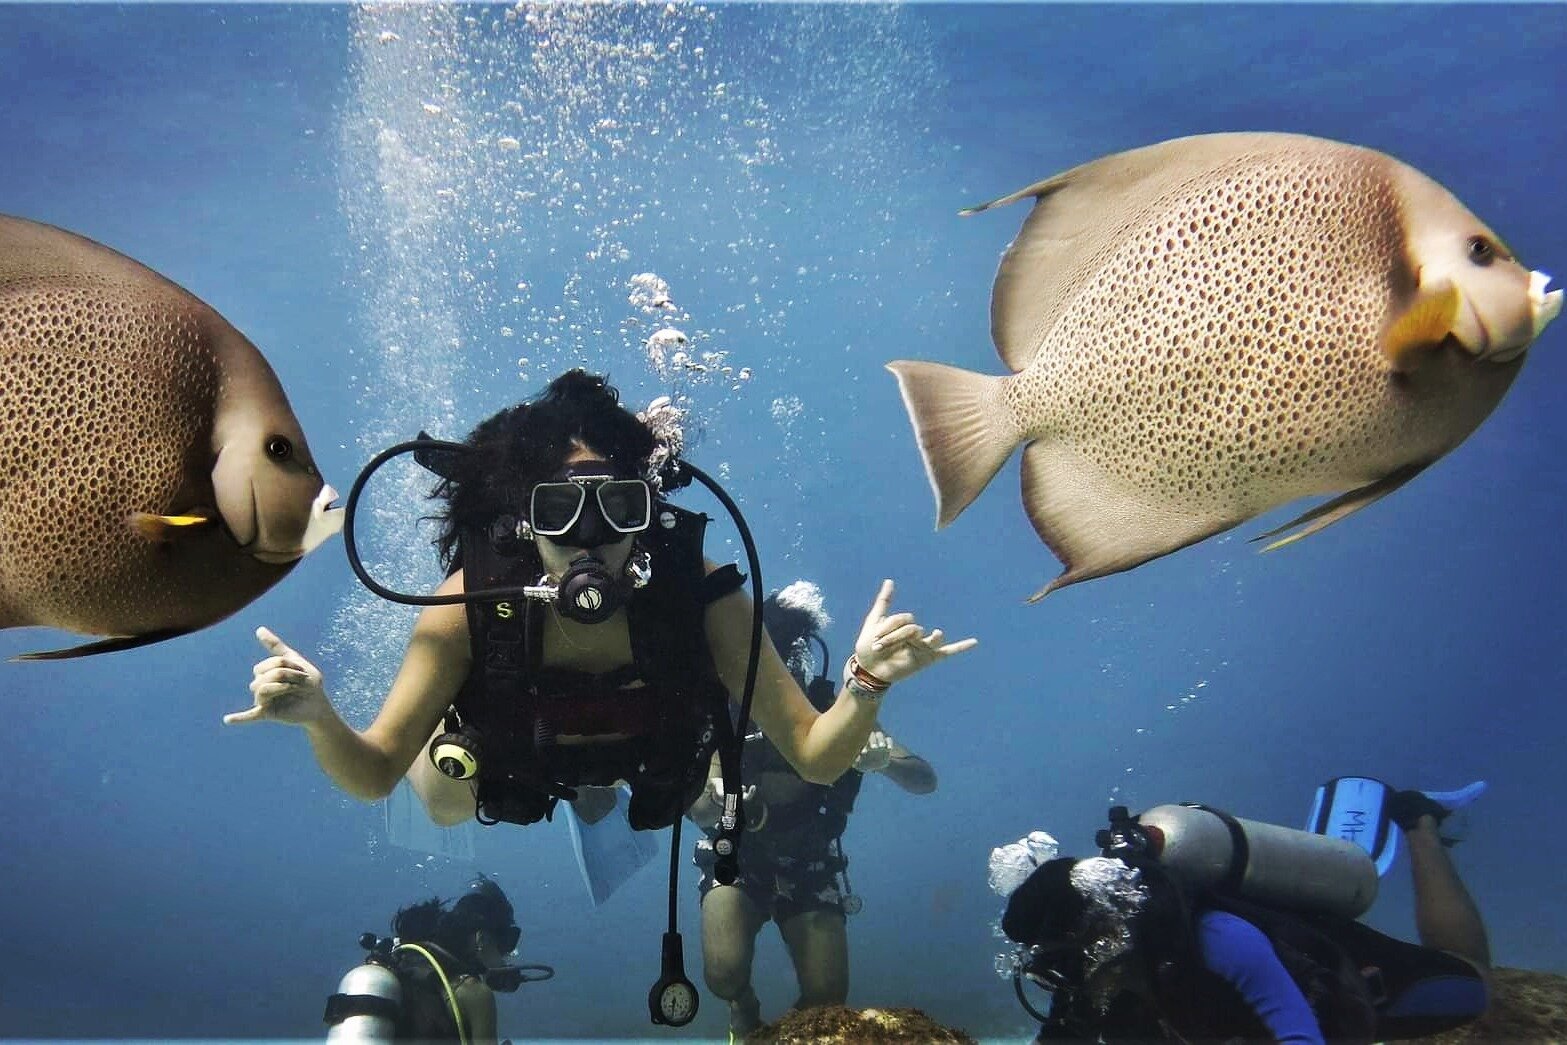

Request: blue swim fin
left=564, top=787, right=659, bottom=907
left=1305, top=776, right=1399, bottom=878
left=1418, top=780, right=1487, bottom=815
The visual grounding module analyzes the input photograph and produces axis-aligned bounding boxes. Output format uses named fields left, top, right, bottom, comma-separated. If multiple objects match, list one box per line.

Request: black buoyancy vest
left=1143, top=890, right=1400, bottom=1044
left=745, top=735, right=862, bottom=842
left=450, top=501, right=739, bottom=831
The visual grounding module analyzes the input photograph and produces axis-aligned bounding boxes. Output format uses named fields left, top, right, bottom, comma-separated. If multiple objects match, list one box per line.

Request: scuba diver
left=687, top=581, right=939, bottom=1038
left=325, top=876, right=554, bottom=1044
left=994, top=779, right=1491, bottom=1043
left=227, top=369, right=976, bottom=1025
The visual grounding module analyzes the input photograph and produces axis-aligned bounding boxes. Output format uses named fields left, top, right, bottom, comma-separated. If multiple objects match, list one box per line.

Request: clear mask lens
left=529, top=476, right=651, bottom=537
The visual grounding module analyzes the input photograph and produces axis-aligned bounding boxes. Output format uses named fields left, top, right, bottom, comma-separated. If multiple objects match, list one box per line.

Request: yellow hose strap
left=394, top=943, right=470, bottom=1045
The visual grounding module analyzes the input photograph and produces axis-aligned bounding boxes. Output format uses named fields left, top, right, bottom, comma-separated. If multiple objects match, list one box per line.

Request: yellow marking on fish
left=127, top=511, right=216, bottom=541
left=1383, top=282, right=1461, bottom=371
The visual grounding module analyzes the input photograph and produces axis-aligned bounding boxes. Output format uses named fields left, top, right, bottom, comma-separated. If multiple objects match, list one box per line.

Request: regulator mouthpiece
left=554, top=554, right=626, bottom=624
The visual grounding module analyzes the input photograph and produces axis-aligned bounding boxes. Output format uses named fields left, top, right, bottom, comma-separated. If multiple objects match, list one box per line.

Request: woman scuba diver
left=228, top=369, right=976, bottom=1024
left=326, top=876, right=553, bottom=1044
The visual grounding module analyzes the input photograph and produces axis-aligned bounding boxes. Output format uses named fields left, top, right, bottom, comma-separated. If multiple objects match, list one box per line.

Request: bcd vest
left=743, top=734, right=862, bottom=844
left=448, top=501, right=740, bottom=831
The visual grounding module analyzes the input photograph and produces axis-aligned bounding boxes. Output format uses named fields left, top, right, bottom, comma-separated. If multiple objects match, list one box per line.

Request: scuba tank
left=324, top=956, right=403, bottom=1043
left=1097, top=803, right=1377, bottom=919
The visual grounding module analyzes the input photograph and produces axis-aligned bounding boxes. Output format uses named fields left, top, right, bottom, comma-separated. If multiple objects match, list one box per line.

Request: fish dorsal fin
left=968, top=133, right=1313, bottom=373
left=1382, top=281, right=1462, bottom=372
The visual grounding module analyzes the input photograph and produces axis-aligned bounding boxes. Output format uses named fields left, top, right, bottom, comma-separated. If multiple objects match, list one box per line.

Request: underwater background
left=1, top=3, right=1563, bottom=1041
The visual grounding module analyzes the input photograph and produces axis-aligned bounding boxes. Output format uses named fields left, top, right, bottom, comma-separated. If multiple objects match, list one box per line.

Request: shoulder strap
left=456, top=521, right=536, bottom=707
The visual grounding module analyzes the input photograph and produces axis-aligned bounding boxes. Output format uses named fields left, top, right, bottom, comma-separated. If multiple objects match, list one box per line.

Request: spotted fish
left=0, top=215, right=343, bottom=659
left=888, top=132, right=1561, bottom=598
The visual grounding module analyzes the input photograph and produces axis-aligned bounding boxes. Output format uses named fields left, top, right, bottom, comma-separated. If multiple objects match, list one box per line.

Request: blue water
left=1, top=4, right=1563, bottom=1041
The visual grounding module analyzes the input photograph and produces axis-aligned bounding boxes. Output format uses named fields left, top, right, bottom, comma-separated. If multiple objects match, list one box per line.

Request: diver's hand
left=225, top=627, right=333, bottom=726
left=709, top=777, right=765, bottom=830
left=853, top=730, right=893, bottom=773
left=709, top=776, right=757, bottom=809
left=849, top=579, right=978, bottom=689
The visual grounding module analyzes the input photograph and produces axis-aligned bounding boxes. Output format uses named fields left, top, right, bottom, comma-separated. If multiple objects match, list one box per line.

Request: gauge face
left=658, top=981, right=698, bottom=1024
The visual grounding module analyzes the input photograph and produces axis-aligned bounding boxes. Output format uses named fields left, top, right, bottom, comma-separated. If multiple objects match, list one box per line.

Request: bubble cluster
left=328, top=3, right=944, bottom=713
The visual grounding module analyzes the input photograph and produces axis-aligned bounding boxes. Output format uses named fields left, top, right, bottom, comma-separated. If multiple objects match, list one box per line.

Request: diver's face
left=475, top=929, right=512, bottom=967
left=533, top=442, right=635, bottom=577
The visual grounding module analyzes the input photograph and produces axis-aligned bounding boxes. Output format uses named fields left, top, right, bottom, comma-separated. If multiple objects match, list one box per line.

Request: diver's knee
left=702, top=945, right=754, bottom=1000
left=703, top=964, right=752, bottom=1001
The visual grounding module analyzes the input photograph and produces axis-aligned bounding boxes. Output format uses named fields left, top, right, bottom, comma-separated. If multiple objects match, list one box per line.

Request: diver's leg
left=570, top=785, right=618, bottom=825
left=407, top=726, right=478, bottom=826
left=1406, top=816, right=1491, bottom=972
left=701, top=884, right=768, bottom=1034
left=777, top=908, right=849, bottom=1009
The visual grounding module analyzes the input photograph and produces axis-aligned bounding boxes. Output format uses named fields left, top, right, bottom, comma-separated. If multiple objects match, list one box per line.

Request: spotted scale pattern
left=0, top=221, right=286, bottom=639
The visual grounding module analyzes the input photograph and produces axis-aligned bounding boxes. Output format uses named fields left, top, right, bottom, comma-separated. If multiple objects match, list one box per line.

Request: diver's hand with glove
left=846, top=579, right=978, bottom=697
left=225, top=627, right=334, bottom=726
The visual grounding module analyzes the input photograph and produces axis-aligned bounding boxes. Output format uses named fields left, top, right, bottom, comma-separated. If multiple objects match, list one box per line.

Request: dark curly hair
left=430, top=370, right=660, bottom=571
left=391, top=876, right=517, bottom=966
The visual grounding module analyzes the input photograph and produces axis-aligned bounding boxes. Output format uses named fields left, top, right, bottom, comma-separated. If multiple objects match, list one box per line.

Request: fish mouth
left=1530, top=270, right=1563, bottom=338
left=1484, top=272, right=1561, bottom=364
left=247, top=485, right=345, bottom=565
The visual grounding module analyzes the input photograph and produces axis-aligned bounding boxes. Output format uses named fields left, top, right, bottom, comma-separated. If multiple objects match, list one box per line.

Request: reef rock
left=746, top=1004, right=975, bottom=1044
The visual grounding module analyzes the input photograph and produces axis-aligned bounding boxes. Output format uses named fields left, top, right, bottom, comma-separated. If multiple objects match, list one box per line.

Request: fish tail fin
left=886, top=360, right=1019, bottom=527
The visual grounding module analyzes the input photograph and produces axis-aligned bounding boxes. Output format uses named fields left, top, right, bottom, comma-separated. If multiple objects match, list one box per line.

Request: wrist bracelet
left=845, top=654, right=891, bottom=693
left=845, top=677, right=885, bottom=702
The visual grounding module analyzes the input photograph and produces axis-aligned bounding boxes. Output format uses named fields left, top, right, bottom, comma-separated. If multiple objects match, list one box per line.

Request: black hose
left=343, top=439, right=550, bottom=606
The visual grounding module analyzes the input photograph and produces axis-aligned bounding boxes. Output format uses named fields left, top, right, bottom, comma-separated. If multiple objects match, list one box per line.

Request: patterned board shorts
left=695, top=836, right=848, bottom=923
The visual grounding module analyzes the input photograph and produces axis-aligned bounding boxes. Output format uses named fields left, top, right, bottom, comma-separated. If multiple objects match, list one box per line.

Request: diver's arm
left=455, top=976, right=499, bottom=1045
left=229, top=572, right=470, bottom=801
left=1197, top=910, right=1325, bottom=1045
left=876, top=735, right=937, bottom=794
left=705, top=578, right=875, bottom=785
left=712, top=576, right=976, bottom=785
left=346, top=572, right=473, bottom=798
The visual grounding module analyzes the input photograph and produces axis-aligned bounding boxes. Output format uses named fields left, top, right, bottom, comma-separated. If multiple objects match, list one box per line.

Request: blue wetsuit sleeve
left=1197, top=910, right=1325, bottom=1045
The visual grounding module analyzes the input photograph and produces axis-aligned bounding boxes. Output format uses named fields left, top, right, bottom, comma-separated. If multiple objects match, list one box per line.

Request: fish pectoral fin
left=1382, top=282, right=1463, bottom=372
left=10, top=628, right=194, bottom=662
left=1022, top=440, right=1247, bottom=600
left=1251, top=463, right=1430, bottom=552
left=128, top=510, right=218, bottom=542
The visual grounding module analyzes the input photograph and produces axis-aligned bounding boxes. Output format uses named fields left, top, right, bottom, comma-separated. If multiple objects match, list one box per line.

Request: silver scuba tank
left=325, top=961, right=402, bottom=1043
left=1098, top=803, right=1377, bottom=919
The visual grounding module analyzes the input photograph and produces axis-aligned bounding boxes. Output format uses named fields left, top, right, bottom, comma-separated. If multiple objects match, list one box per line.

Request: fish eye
left=265, top=436, right=294, bottom=462
left=1466, top=236, right=1495, bottom=265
